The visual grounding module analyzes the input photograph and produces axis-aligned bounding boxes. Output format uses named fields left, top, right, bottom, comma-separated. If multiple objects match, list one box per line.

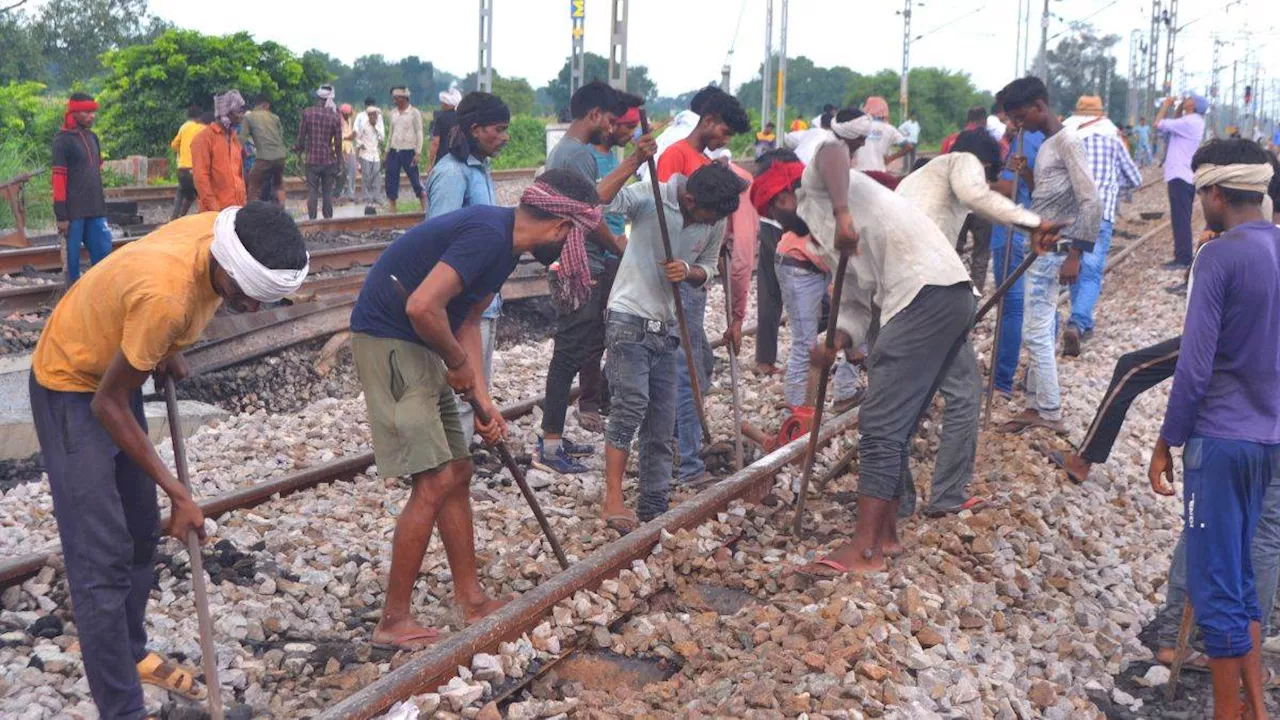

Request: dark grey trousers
left=755, top=221, right=784, bottom=366
left=29, top=376, right=157, bottom=720
left=857, top=283, right=976, bottom=507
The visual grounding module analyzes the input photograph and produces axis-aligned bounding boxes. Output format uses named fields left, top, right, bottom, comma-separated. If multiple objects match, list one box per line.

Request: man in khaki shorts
left=348, top=168, right=602, bottom=649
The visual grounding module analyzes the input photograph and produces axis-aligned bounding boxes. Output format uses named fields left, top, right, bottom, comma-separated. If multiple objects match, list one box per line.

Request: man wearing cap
left=385, top=87, right=426, bottom=213
left=190, top=90, right=248, bottom=213
left=295, top=87, right=344, bottom=220
left=353, top=97, right=386, bottom=205
left=29, top=202, right=310, bottom=719
left=1155, top=93, right=1208, bottom=268
left=52, top=93, right=110, bottom=283
left=428, top=86, right=462, bottom=171
left=1148, top=139, right=1280, bottom=720
left=1062, top=96, right=1142, bottom=356
left=349, top=169, right=600, bottom=649
left=854, top=96, right=908, bottom=173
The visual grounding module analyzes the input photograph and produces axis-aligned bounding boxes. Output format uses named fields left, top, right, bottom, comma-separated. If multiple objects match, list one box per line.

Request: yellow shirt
left=33, top=214, right=224, bottom=393
left=170, top=120, right=205, bottom=170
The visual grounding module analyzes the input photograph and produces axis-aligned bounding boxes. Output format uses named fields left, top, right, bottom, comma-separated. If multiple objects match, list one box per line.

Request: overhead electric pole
left=775, top=0, right=788, bottom=132
left=900, top=0, right=912, bottom=122
left=570, top=0, right=586, bottom=95
left=1145, top=0, right=1162, bottom=114
left=1127, top=29, right=1141, bottom=124
left=1014, top=0, right=1024, bottom=78
left=1035, top=0, right=1049, bottom=81
left=1161, top=0, right=1178, bottom=96
left=1210, top=34, right=1222, bottom=136
left=762, top=0, right=773, bottom=129
left=608, top=0, right=628, bottom=91
left=477, top=0, right=494, bottom=92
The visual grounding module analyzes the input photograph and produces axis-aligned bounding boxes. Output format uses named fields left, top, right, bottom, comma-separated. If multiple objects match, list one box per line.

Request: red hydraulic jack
left=742, top=405, right=815, bottom=454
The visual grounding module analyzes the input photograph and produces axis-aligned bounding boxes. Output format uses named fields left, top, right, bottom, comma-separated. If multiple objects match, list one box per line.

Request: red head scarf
left=749, top=160, right=804, bottom=216
left=520, top=181, right=603, bottom=313
left=63, top=98, right=98, bottom=131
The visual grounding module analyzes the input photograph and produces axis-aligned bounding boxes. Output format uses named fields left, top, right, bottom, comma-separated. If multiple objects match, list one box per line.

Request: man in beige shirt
left=385, top=86, right=426, bottom=212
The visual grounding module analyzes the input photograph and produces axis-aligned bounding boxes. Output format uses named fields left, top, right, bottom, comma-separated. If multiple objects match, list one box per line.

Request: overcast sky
left=86, top=0, right=1280, bottom=111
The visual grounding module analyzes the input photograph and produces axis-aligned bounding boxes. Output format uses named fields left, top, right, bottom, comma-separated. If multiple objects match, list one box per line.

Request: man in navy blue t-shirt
left=348, top=169, right=601, bottom=649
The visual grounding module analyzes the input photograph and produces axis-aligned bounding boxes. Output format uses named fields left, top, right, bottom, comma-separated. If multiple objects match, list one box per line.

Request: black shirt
left=429, top=109, right=457, bottom=167
left=51, top=129, right=106, bottom=222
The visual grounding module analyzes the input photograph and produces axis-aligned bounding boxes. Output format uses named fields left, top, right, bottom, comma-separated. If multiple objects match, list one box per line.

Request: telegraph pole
left=1035, top=0, right=1049, bottom=81
left=762, top=0, right=773, bottom=128
left=477, top=0, right=494, bottom=92
left=899, top=0, right=912, bottom=122
left=608, top=0, right=628, bottom=92
left=775, top=0, right=788, bottom=132
left=570, top=0, right=586, bottom=95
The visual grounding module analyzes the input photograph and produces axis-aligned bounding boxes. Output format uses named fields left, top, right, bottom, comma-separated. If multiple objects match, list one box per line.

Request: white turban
left=211, top=207, right=309, bottom=303
left=831, top=114, right=874, bottom=141
left=439, top=87, right=462, bottom=107
left=1193, top=163, right=1275, bottom=195
left=317, top=85, right=336, bottom=112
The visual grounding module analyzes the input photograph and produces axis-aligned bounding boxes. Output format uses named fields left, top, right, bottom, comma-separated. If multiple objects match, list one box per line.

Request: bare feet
left=882, top=539, right=905, bottom=557
left=754, top=363, right=780, bottom=377
left=462, top=594, right=511, bottom=624
left=372, top=620, right=441, bottom=651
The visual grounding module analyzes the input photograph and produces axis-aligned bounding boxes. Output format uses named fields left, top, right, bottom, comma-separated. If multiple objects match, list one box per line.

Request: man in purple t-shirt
left=1154, top=93, right=1207, bottom=267
left=1148, top=139, right=1280, bottom=720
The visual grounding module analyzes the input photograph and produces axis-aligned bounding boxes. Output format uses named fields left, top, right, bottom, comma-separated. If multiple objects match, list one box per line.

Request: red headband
left=616, top=107, right=641, bottom=125
left=750, top=160, right=805, bottom=215
left=67, top=99, right=98, bottom=113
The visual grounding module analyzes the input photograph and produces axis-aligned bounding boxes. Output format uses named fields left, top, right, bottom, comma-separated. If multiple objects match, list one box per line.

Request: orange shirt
left=32, top=214, right=223, bottom=392
left=777, top=231, right=828, bottom=272
left=190, top=122, right=247, bottom=212
left=656, top=140, right=711, bottom=183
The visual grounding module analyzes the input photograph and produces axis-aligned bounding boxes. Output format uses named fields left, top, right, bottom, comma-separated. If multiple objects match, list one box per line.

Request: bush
left=0, top=136, right=53, bottom=228
left=491, top=115, right=547, bottom=171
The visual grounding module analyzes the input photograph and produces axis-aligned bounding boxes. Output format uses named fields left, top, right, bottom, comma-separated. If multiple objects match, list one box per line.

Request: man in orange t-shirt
left=655, top=87, right=751, bottom=182
left=191, top=90, right=248, bottom=212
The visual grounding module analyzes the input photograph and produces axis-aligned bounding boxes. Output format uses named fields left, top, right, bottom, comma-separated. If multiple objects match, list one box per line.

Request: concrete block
left=0, top=400, right=229, bottom=461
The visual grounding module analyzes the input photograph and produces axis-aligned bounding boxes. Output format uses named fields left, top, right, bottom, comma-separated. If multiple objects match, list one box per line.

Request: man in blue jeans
left=988, top=123, right=1043, bottom=396
left=52, top=93, right=112, bottom=283
left=1062, top=95, right=1142, bottom=356
left=596, top=164, right=746, bottom=532
left=1148, top=139, right=1280, bottom=718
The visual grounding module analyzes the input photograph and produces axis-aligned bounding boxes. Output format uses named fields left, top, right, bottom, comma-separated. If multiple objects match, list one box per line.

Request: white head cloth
left=1193, top=163, right=1275, bottom=195
left=211, top=207, right=309, bottom=303
left=831, top=114, right=874, bottom=141
left=317, top=86, right=336, bottom=112
left=439, top=86, right=462, bottom=107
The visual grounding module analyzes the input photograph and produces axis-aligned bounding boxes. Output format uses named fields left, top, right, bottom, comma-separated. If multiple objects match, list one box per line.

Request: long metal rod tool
left=1166, top=599, right=1195, bottom=701
left=163, top=377, right=225, bottom=720
left=390, top=276, right=569, bottom=570
left=974, top=249, right=1037, bottom=325
left=982, top=129, right=1024, bottom=428
left=638, top=109, right=713, bottom=445
left=718, top=246, right=745, bottom=471
left=790, top=251, right=852, bottom=536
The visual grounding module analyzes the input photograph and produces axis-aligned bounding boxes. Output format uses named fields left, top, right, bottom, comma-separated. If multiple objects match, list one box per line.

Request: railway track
left=0, top=191, right=1174, bottom=717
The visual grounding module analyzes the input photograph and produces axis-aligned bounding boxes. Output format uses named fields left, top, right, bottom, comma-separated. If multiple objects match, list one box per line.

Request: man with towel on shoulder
left=29, top=202, right=309, bottom=719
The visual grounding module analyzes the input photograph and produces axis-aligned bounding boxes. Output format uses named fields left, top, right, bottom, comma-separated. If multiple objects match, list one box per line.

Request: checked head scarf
left=520, top=181, right=603, bottom=313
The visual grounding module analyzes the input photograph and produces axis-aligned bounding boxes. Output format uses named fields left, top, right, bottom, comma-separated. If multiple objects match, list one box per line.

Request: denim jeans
left=605, top=316, right=679, bottom=522
left=66, top=216, right=113, bottom=282
left=988, top=227, right=1026, bottom=394
left=457, top=316, right=497, bottom=448
left=674, top=284, right=713, bottom=481
left=1068, top=220, right=1114, bottom=333
left=778, top=263, right=858, bottom=408
left=1158, top=444, right=1280, bottom=650
left=1022, top=252, right=1065, bottom=421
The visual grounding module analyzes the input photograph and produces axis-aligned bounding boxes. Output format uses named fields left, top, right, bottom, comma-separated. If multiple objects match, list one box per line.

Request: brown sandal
left=136, top=652, right=207, bottom=701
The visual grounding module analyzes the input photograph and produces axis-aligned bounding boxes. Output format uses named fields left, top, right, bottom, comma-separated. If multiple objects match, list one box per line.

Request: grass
left=0, top=137, right=53, bottom=229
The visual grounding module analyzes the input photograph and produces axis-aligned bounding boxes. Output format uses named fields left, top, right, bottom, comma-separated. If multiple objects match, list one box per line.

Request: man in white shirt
left=854, top=117, right=908, bottom=173
left=898, top=111, right=921, bottom=170
left=352, top=98, right=386, bottom=205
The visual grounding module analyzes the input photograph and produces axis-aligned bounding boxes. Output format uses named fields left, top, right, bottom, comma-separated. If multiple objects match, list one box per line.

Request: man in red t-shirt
left=939, top=105, right=988, bottom=154
left=656, top=87, right=751, bottom=182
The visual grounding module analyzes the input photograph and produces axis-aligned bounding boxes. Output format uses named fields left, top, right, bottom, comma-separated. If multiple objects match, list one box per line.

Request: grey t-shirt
left=1029, top=130, right=1101, bottom=253
left=546, top=134, right=609, bottom=274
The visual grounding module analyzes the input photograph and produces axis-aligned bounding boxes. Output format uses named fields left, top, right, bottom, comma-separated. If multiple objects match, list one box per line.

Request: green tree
left=33, top=0, right=169, bottom=88
left=1046, top=24, right=1128, bottom=120
left=846, top=67, right=991, bottom=145
left=458, top=71, right=537, bottom=116
left=0, top=9, right=44, bottom=85
left=736, top=56, right=856, bottom=123
left=542, top=52, right=658, bottom=113
left=98, top=29, right=333, bottom=157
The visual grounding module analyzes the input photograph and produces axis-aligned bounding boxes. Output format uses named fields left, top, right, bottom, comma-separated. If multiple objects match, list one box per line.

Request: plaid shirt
left=1081, top=132, right=1142, bottom=223
left=296, top=106, right=343, bottom=166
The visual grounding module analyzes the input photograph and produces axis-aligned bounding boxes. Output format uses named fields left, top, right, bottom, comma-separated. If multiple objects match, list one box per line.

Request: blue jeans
left=1159, top=441, right=1280, bottom=652
left=66, top=216, right=113, bottom=282
left=1182, top=437, right=1278, bottom=658
left=987, top=226, right=1025, bottom=394
left=1068, top=220, right=1113, bottom=333
left=674, top=284, right=712, bottom=482
left=777, top=262, right=858, bottom=408
left=605, top=316, right=679, bottom=522
left=1022, top=252, right=1065, bottom=421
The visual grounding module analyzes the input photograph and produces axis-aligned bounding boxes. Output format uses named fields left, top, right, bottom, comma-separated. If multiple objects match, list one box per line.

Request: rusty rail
left=320, top=407, right=861, bottom=720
